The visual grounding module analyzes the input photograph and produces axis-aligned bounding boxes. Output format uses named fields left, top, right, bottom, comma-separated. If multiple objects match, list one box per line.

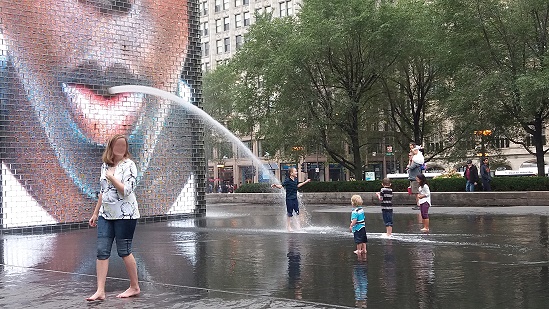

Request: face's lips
left=62, top=83, right=144, bottom=144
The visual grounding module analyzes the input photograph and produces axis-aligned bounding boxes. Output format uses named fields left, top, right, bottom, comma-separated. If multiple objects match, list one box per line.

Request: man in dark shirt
left=272, top=167, right=311, bottom=231
left=480, top=158, right=492, bottom=191
left=464, top=160, right=479, bottom=192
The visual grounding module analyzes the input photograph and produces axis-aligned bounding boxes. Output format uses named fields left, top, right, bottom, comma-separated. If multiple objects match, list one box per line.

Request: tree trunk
left=351, top=139, right=363, bottom=180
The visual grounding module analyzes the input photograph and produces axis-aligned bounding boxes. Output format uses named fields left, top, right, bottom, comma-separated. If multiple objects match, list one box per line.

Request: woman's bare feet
left=116, top=287, right=140, bottom=298
left=86, top=291, right=106, bottom=301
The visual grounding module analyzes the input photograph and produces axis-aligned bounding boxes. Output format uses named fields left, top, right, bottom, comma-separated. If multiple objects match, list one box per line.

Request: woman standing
left=87, top=134, right=140, bottom=301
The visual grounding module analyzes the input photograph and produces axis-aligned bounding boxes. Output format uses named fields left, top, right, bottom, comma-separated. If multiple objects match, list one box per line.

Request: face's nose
left=78, top=0, right=132, bottom=14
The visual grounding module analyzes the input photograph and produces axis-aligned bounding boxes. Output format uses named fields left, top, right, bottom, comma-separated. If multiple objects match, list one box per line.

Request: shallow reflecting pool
left=2, top=204, right=549, bottom=308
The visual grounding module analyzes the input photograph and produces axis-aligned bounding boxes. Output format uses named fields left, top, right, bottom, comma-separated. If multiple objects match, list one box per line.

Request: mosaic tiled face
left=0, top=0, right=201, bottom=225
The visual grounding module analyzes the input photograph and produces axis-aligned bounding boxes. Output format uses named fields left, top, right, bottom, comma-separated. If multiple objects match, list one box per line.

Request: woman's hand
left=89, top=214, right=98, bottom=227
left=106, top=166, right=116, bottom=181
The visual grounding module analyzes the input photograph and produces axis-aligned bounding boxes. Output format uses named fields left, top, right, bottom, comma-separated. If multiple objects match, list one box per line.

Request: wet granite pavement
left=3, top=203, right=549, bottom=308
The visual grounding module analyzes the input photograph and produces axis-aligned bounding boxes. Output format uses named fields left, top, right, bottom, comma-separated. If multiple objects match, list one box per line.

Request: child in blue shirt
left=349, top=195, right=367, bottom=255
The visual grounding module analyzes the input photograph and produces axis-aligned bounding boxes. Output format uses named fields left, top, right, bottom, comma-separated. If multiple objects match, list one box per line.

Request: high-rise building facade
left=200, top=0, right=301, bottom=72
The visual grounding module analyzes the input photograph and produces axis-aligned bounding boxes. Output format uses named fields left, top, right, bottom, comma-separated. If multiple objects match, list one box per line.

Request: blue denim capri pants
left=96, top=217, right=137, bottom=260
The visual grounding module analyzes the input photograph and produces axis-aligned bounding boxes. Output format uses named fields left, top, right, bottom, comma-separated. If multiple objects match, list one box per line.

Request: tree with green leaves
left=210, top=0, right=411, bottom=179
left=440, top=0, right=549, bottom=175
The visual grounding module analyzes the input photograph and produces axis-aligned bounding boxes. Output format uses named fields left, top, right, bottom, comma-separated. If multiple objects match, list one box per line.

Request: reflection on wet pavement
left=2, top=204, right=549, bottom=308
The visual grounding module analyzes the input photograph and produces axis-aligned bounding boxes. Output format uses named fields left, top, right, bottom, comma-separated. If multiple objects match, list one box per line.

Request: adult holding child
left=87, top=134, right=140, bottom=301
left=271, top=167, right=311, bottom=231
left=407, top=144, right=424, bottom=210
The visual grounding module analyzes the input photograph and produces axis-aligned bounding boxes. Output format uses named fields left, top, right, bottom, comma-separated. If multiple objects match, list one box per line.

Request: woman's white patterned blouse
left=99, top=158, right=140, bottom=220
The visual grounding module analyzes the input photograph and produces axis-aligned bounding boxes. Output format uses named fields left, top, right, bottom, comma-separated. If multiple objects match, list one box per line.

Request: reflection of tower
left=352, top=255, right=368, bottom=308
left=411, top=245, right=435, bottom=309
left=539, top=217, right=549, bottom=284
left=287, top=237, right=302, bottom=299
left=381, top=240, right=397, bottom=300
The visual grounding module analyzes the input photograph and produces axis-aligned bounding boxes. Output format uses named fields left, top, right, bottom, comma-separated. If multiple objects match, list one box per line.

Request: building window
left=235, top=13, right=242, bottom=28
left=201, top=1, right=208, bottom=15
left=224, top=37, right=230, bottom=53
left=287, top=0, right=293, bottom=15
left=279, top=0, right=292, bottom=17
left=216, top=19, right=222, bottom=33
left=224, top=17, right=230, bottom=31
left=244, top=11, right=251, bottom=26
left=243, top=0, right=249, bottom=4
left=235, top=35, right=243, bottom=50
left=223, top=0, right=230, bottom=10
left=202, top=62, right=210, bottom=72
left=202, top=42, right=210, bottom=57
left=216, top=39, right=223, bottom=54
left=201, top=22, right=209, bottom=37
left=427, top=141, right=443, bottom=152
left=242, top=140, right=252, bottom=152
left=215, top=0, right=222, bottom=12
left=494, top=136, right=510, bottom=148
left=234, top=0, right=239, bottom=6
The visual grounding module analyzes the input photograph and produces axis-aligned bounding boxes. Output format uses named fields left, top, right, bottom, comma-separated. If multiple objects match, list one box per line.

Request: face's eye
left=78, top=0, right=133, bottom=14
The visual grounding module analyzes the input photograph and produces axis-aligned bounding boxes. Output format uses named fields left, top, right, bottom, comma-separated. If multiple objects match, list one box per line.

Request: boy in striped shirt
left=376, top=178, right=394, bottom=237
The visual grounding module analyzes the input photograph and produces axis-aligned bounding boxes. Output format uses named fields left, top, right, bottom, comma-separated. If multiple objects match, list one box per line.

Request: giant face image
left=0, top=0, right=201, bottom=225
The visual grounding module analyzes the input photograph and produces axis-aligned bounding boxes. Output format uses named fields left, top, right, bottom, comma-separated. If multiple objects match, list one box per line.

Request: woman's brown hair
left=102, top=134, right=131, bottom=166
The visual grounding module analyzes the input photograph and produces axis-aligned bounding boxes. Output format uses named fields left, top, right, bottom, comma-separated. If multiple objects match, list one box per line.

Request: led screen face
left=0, top=0, right=204, bottom=228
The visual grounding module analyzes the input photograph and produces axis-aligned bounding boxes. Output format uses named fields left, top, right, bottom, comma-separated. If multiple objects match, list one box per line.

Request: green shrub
left=491, top=176, right=549, bottom=191
left=429, top=177, right=466, bottom=192
left=233, top=176, right=549, bottom=193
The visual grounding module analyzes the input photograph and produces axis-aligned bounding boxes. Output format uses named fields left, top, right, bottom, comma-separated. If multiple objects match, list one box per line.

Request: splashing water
left=108, top=85, right=317, bottom=231
left=108, top=85, right=280, bottom=185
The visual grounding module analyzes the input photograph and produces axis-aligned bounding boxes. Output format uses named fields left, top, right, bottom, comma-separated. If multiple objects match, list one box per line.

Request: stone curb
left=206, top=191, right=549, bottom=207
